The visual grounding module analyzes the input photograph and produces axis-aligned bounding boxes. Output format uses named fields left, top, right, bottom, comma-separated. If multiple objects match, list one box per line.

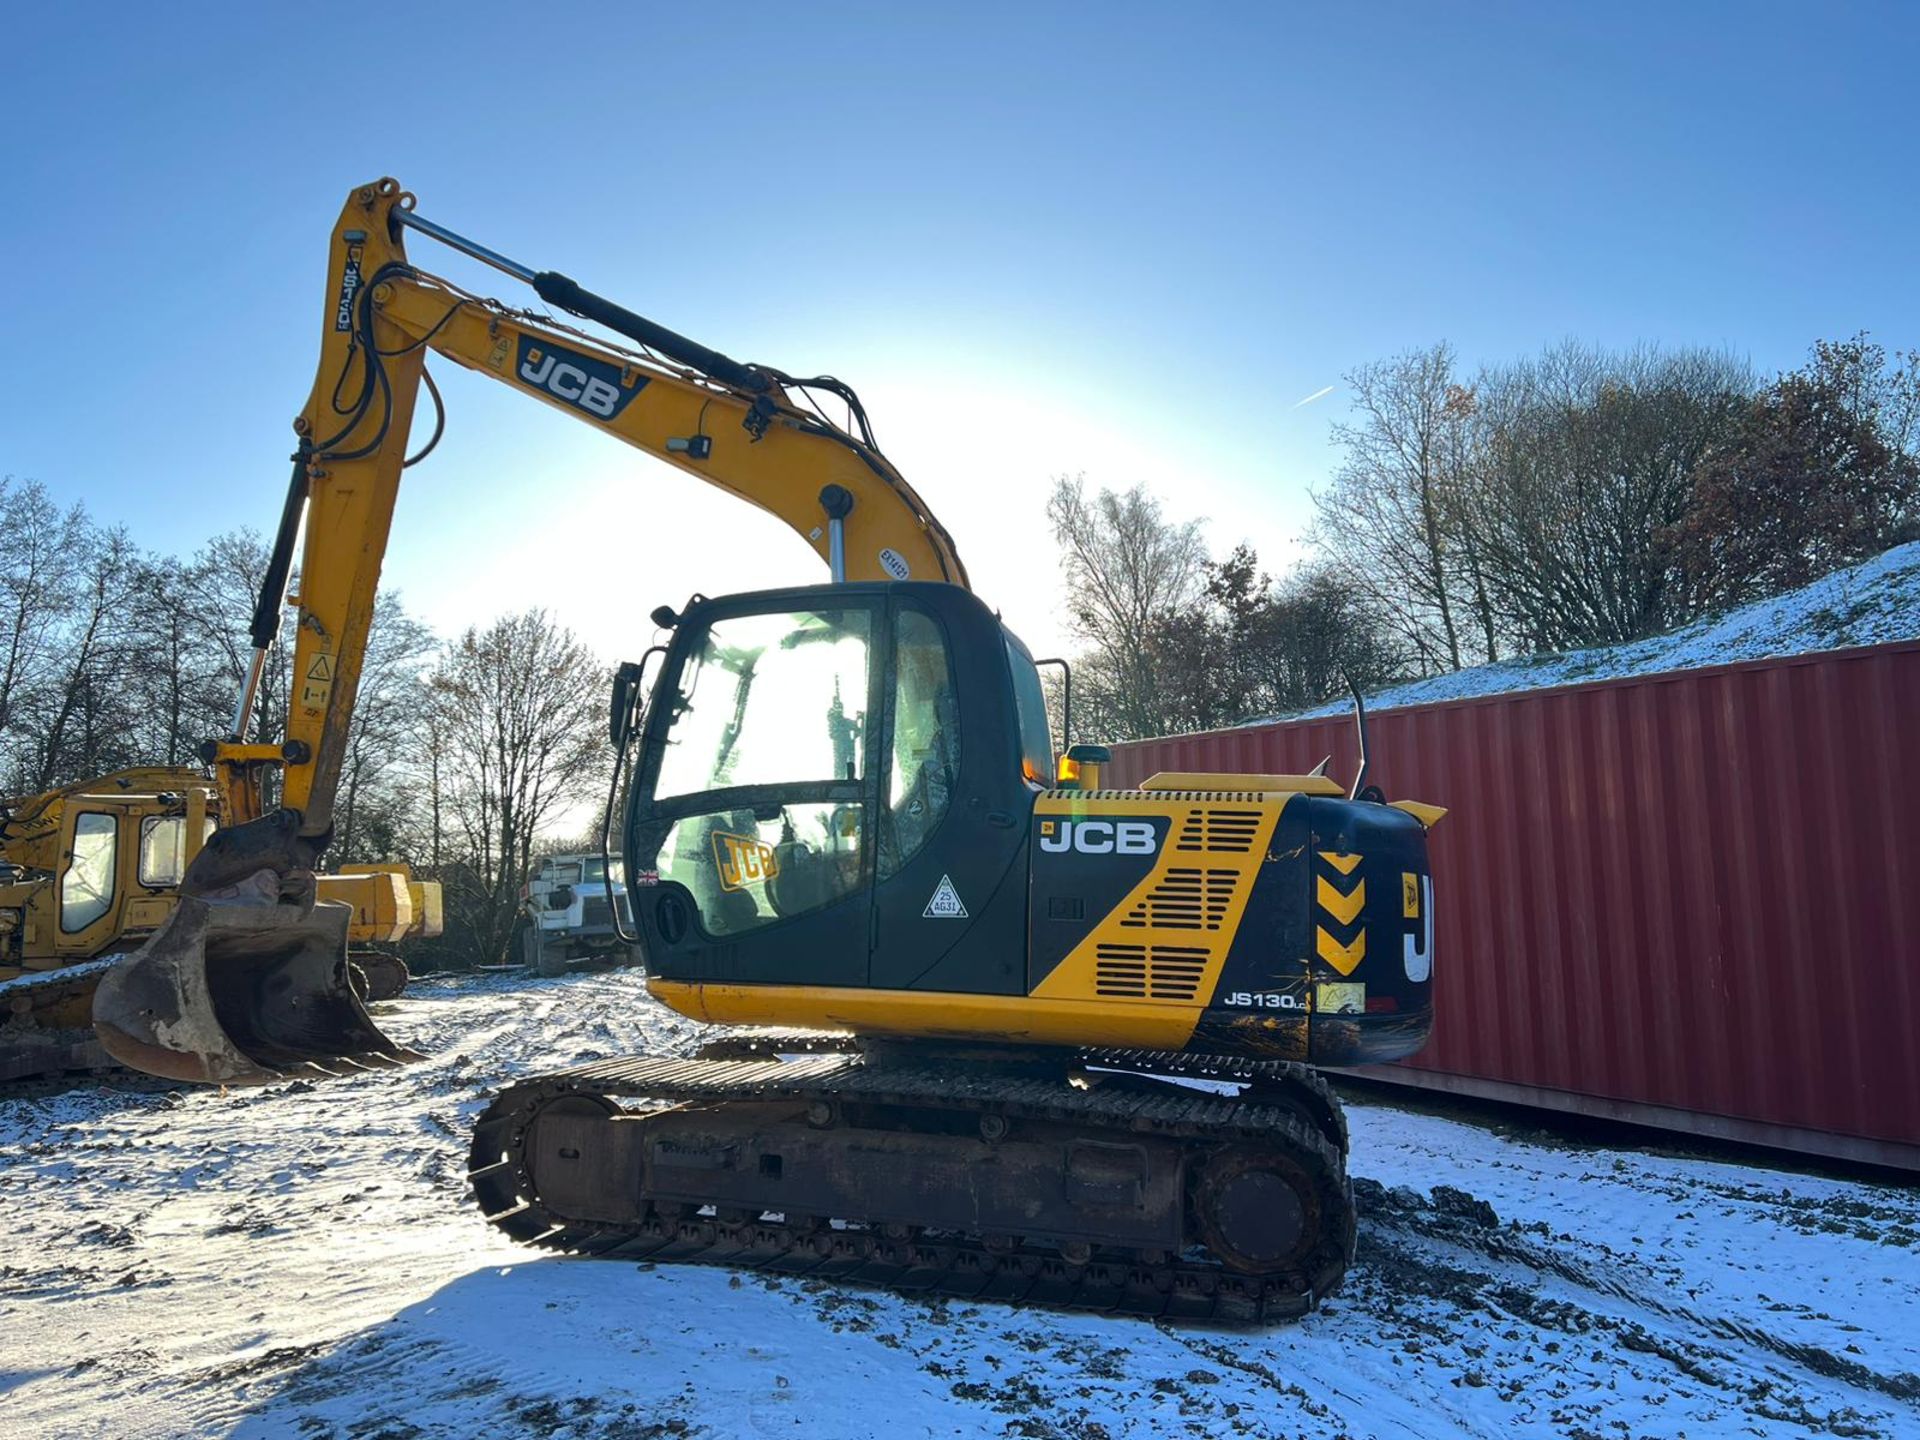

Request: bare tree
left=27, top=527, right=143, bottom=787
left=0, top=479, right=89, bottom=781
left=180, top=529, right=297, bottom=748
left=1314, top=344, right=1482, bottom=673
left=113, top=553, right=250, bottom=769
left=1145, top=545, right=1403, bottom=730
left=1243, top=566, right=1403, bottom=715
left=331, top=592, right=435, bottom=864
left=1046, top=475, right=1208, bottom=738
left=1465, top=343, right=1751, bottom=649
left=124, top=562, right=197, bottom=766
left=427, top=609, right=609, bottom=964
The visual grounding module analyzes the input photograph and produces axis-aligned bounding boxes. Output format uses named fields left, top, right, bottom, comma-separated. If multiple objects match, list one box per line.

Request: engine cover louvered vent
left=1173, top=808, right=1264, bottom=854
left=1094, top=942, right=1211, bottom=1000
left=1120, top=867, right=1237, bottom=930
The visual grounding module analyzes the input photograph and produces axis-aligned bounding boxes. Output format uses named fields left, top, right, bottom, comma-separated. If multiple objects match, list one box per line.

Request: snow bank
left=1279, top=540, right=1920, bottom=722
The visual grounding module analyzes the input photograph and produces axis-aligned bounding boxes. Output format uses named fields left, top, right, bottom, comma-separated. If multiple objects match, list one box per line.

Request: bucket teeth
left=92, top=894, right=415, bottom=1086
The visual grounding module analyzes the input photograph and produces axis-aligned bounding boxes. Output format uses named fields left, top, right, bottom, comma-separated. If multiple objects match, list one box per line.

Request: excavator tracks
left=0, top=960, right=121, bottom=1083
left=692, top=1031, right=1350, bottom=1154
left=469, top=1048, right=1354, bottom=1324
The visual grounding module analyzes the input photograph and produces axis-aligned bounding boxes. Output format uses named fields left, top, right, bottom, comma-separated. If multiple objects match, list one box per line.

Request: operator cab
left=624, top=582, right=1044, bottom=995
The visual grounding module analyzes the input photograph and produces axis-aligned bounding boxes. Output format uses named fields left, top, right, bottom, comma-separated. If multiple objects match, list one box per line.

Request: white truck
left=518, top=853, right=643, bottom=977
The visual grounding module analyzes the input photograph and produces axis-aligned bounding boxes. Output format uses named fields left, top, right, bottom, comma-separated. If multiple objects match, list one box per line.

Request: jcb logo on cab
left=713, top=831, right=779, bottom=892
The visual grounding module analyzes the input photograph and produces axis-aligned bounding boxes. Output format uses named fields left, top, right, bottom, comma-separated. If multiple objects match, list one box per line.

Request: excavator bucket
left=92, top=894, right=420, bottom=1085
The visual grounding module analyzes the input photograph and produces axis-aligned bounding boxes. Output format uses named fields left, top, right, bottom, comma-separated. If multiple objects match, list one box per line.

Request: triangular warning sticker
left=306, top=653, right=334, bottom=681
left=923, top=875, right=968, bottom=919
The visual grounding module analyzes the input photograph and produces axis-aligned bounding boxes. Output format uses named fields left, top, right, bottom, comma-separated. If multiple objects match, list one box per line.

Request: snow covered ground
left=1283, top=540, right=1920, bottom=722
left=4, top=971, right=1917, bottom=1440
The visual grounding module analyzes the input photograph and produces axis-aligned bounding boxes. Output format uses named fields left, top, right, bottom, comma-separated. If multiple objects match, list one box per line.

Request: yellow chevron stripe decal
left=1320, top=851, right=1361, bottom=876
left=1317, top=926, right=1366, bottom=976
left=1317, top=874, right=1365, bottom=926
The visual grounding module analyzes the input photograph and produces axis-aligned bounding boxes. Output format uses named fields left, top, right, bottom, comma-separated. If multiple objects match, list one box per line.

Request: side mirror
left=609, top=646, right=669, bottom=749
left=1033, top=657, right=1072, bottom=750
left=608, top=660, right=646, bottom=747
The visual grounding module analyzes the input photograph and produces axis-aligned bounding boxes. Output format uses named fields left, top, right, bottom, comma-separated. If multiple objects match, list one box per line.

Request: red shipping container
left=1106, top=641, right=1920, bottom=1170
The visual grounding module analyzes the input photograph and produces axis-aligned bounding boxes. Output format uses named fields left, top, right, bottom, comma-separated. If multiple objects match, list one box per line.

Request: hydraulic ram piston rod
left=393, top=208, right=767, bottom=394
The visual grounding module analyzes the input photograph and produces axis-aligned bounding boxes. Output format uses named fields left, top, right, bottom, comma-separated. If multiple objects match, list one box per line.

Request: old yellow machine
left=0, top=766, right=438, bottom=1081
left=96, top=179, right=1441, bottom=1320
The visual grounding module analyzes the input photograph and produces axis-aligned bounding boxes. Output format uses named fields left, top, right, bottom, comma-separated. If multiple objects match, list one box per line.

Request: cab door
left=53, top=808, right=124, bottom=959
left=123, top=810, right=196, bottom=933
left=627, top=596, right=884, bottom=989
left=866, top=597, right=1034, bottom=995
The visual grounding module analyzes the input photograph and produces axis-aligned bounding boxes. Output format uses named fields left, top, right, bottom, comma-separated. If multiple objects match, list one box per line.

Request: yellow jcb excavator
left=0, top=766, right=438, bottom=1081
left=95, top=179, right=1443, bottom=1321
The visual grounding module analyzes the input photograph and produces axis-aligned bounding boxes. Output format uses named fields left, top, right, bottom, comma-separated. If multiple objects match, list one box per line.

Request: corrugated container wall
left=1106, top=641, right=1920, bottom=1170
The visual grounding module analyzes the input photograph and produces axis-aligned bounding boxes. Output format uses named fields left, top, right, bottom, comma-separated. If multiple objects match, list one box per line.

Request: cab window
left=656, top=801, right=865, bottom=937
left=650, top=607, right=872, bottom=937
left=655, top=608, right=871, bottom=799
left=1004, top=633, right=1054, bottom=787
left=881, top=608, right=959, bottom=878
left=138, top=815, right=188, bottom=888
left=62, top=812, right=118, bottom=932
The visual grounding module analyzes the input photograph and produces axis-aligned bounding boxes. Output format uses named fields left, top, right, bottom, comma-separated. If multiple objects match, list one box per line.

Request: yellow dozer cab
left=0, top=768, right=438, bottom=1082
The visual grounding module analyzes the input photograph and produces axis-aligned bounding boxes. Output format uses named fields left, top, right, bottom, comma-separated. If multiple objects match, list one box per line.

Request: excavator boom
left=92, top=178, right=969, bottom=1082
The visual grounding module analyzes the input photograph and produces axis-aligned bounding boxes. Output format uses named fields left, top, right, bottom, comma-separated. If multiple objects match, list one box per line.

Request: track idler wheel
left=349, top=951, right=410, bottom=1003
left=1190, top=1147, right=1322, bottom=1276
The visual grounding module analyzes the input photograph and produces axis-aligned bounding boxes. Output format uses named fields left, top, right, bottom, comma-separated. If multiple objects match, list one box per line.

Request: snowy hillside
left=1289, top=541, right=1920, bottom=721
left=4, top=972, right=1917, bottom=1439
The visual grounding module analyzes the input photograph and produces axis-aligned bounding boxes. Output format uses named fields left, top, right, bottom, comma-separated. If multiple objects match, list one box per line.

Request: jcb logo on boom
left=515, top=337, right=648, bottom=421
left=1038, top=819, right=1159, bottom=855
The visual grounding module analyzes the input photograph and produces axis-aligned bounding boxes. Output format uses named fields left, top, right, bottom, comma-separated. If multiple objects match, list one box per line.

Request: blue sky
left=3, top=3, right=1915, bottom=659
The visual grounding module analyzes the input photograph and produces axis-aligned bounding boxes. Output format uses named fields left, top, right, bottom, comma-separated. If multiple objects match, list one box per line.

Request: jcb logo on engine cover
left=1038, top=819, right=1159, bottom=855
left=516, top=337, right=648, bottom=421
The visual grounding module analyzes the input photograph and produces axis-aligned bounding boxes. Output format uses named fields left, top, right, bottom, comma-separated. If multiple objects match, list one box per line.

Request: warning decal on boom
left=300, top=652, right=336, bottom=710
